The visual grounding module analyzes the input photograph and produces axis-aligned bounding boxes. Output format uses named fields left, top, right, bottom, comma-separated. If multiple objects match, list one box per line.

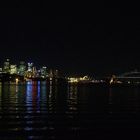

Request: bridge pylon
left=110, top=75, right=117, bottom=84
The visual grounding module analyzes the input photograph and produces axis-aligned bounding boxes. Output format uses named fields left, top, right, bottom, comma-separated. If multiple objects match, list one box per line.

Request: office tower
left=40, top=66, right=47, bottom=78
left=54, top=69, right=59, bottom=78
left=25, top=62, right=34, bottom=78
left=18, top=61, right=26, bottom=76
left=49, top=69, right=53, bottom=78
left=27, top=62, right=33, bottom=72
left=3, top=59, right=10, bottom=73
left=0, top=68, right=2, bottom=72
left=32, top=66, right=37, bottom=78
left=10, top=65, right=17, bottom=74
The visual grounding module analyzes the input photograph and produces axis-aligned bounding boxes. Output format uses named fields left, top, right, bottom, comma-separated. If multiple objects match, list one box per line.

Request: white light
left=16, top=78, right=19, bottom=84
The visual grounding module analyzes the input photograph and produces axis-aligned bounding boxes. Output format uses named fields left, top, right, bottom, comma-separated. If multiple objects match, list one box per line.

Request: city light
left=1, top=59, right=140, bottom=85
left=0, top=59, right=58, bottom=82
left=15, top=78, right=19, bottom=84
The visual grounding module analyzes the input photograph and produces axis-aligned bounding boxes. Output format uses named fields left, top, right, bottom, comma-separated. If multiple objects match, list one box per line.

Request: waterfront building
left=27, top=62, right=33, bottom=72
left=32, top=66, right=37, bottom=78
left=35, top=70, right=40, bottom=78
left=3, top=59, right=10, bottom=73
left=54, top=69, right=59, bottom=78
left=0, top=68, right=2, bottom=73
left=18, top=61, right=26, bottom=76
left=48, top=69, right=59, bottom=78
left=49, top=69, right=53, bottom=78
left=10, top=65, right=17, bottom=74
left=40, top=66, right=47, bottom=78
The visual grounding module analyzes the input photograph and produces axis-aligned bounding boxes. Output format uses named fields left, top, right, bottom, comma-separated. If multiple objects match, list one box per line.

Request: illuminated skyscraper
left=10, top=65, right=17, bottom=74
left=3, top=59, right=10, bottom=73
left=40, top=66, right=47, bottom=78
left=18, top=61, right=26, bottom=76
left=32, top=66, right=37, bottom=78
left=0, top=68, right=2, bottom=73
left=27, top=63, right=33, bottom=72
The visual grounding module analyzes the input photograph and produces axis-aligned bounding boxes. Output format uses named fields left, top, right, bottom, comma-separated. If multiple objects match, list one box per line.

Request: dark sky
left=0, top=6, right=140, bottom=76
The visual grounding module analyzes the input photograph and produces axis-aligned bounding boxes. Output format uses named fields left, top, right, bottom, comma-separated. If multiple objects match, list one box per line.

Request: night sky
left=0, top=6, right=140, bottom=76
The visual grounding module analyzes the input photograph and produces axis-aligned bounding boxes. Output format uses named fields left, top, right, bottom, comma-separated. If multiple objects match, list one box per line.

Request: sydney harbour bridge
left=110, top=70, right=140, bottom=84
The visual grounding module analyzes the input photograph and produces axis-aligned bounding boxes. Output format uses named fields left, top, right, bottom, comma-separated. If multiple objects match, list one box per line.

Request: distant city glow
left=0, top=59, right=140, bottom=85
left=0, top=59, right=60, bottom=82
left=68, top=76, right=91, bottom=83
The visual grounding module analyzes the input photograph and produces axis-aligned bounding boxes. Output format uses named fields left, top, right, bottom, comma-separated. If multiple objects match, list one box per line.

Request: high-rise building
left=25, top=62, right=34, bottom=78
left=3, top=59, right=10, bottom=73
left=32, top=66, right=37, bottom=78
left=49, top=69, right=53, bottom=78
left=54, top=69, right=59, bottom=78
left=18, top=61, right=26, bottom=76
left=10, top=65, right=17, bottom=74
left=27, top=63, right=33, bottom=72
left=40, top=66, right=47, bottom=78
left=48, top=69, right=59, bottom=78
left=0, top=68, right=2, bottom=73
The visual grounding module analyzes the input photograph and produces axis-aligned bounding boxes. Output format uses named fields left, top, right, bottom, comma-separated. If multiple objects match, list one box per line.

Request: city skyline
left=0, top=58, right=139, bottom=79
left=0, top=58, right=60, bottom=79
left=0, top=7, right=140, bottom=76
left=1, top=4, right=140, bottom=140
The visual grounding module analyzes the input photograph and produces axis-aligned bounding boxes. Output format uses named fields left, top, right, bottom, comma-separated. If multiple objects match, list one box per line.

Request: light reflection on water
left=67, top=85, right=78, bottom=113
left=1, top=82, right=140, bottom=139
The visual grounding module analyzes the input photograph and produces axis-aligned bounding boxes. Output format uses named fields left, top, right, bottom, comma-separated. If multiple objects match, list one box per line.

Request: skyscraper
left=18, top=61, right=26, bottom=76
left=10, top=65, right=17, bottom=74
left=27, top=63, right=33, bottom=72
left=3, top=59, right=10, bottom=73
left=40, top=66, right=47, bottom=78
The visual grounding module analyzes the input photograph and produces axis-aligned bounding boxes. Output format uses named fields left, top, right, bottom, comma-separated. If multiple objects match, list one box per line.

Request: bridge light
left=110, top=78, right=114, bottom=84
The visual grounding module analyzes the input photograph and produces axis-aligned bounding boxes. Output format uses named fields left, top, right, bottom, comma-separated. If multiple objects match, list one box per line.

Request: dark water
left=0, top=81, right=140, bottom=140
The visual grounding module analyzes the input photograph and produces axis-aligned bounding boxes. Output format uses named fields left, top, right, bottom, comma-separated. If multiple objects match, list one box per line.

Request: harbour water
left=0, top=81, right=140, bottom=139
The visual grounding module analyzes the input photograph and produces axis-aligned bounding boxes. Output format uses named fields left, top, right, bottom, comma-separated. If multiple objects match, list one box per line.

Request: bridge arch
left=117, top=70, right=140, bottom=78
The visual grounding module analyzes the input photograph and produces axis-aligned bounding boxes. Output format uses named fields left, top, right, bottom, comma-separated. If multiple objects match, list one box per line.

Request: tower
left=3, top=59, right=10, bottom=73
left=18, top=61, right=26, bottom=76
left=27, top=63, right=33, bottom=72
left=10, top=65, right=17, bottom=74
left=40, top=66, right=47, bottom=78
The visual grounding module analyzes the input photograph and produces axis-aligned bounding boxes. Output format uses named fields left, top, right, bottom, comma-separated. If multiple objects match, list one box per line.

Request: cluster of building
left=0, top=59, right=60, bottom=80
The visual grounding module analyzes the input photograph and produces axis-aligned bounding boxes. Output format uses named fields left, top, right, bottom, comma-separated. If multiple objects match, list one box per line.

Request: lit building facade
left=10, top=65, right=17, bottom=74
left=40, top=66, right=47, bottom=78
left=0, top=59, right=61, bottom=80
left=25, top=63, right=34, bottom=78
left=3, top=59, right=10, bottom=73
left=48, top=69, right=59, bottom=78
left=27, top=63, right=33, bottom=72
left=0, top=68, right=2, bottom=73
left=18, top=61, right=26, bottom=76
left=32, top=66, right=37, bottom=78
